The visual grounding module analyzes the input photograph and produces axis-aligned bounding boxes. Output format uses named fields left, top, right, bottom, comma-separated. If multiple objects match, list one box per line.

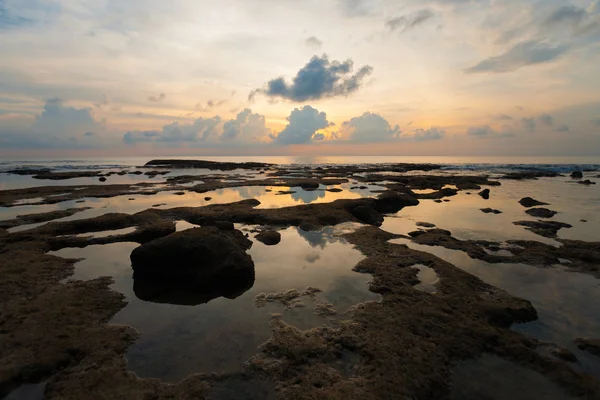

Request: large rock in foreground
left=131, top=226, right=253, bottom=278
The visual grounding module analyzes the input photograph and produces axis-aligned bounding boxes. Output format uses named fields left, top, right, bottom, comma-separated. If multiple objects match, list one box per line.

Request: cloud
left=592, top=118, right=600, bottom=126
left=521, top=117, right=536, bottom=132
left=465, top=41, right=569, bottom=73
left=386, top=9, right=435, bottom=32
left=544, top=6, right=587, bottom=27
left=340, top=112, right=401, bottom=142
left=0, top=98, right=106, bottom=148
left=250, top=55, right=373, bottom=102
left=339, top=0, right=371, bottom=17
left=467, top=125, right=496, bottom=137
left=124, top=116, right=221, bottom=144
left=305, top=36, right=323, bottom=49
left=313, top=133, right=325, bottom=140
left=538, top=114, right=554, bottom=126
left=556, top=124, right=570, bottom=132
left=221, top=109, right=270, bottom=142
left=148, top=93, right=166, bottom=102
left=494, top=114, right=513, bottom=121
left=271, top=106, right=330, bottom=145
left=413, top=127, right=445, bottom=141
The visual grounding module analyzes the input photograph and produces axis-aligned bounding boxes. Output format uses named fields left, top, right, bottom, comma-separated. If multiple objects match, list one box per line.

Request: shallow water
left=390, top=238, right=600, bottom=377
left=49, top=224, right=377, bottom=382
left=411, top=264, right=439, bottom=294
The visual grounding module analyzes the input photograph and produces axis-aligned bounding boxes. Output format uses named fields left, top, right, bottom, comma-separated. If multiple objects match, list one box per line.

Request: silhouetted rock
left=578, top=180, right=596, bottom=185
left=256, top=231, right=281, bottom=246
left=350, top=206, right=384, bottom=226
left=571, top=171, right=583, bottom=179
left=525, top=208, right=557, bottom=219
left=481, top=208, right=502, bottom=214
left=327, top=188, right=343, bottom=193
left=204, top=197, right=212, bottom=201
left=502, top=171, right=560, bottom=180
left=416, top=222, right=436, bottom=228
left=99, top=177, right=107, bottom=182
left=519, top=197, right=548, bottom=208
left=144, top=159, right=273, bottom=170
left=173, top=192, right=185, bottom=196
left=513, top=220, right=572, bottom=238
left=374, top=191, right=419, bottom=213
left=574, top=338, right=600, bottom=357
left=478, top=189, right=490, bottom=199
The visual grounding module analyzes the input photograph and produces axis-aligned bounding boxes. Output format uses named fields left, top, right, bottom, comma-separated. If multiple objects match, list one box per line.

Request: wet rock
left=373, top=191, right=419, bottom=213
left=209, top=221, right=234, bottom=231
left=173, top=192, right=186, bottom=196
left=31, top=171, right=102, bottom=180
left=570, top=171, right=583, bottom=179
left=299, top=220, right=319, bottom=232
left=0, top=207, right=92, bottom=230
left=478, top=189, right=490, bottom=199
left=574, top=338, right=600, bottom=357
left=502, top=171, right=561, bottom=180
left=98, top=177, right=107, bottom=182
left=204, top=197, right=212, bottom=201
left=314, top=302, right=337, bottom=317
left=6, top=168, right=51, bottom=176
left=256, top=231, right=282, bottom=246
left=152, top=204, right=166, bottom=208
left=265, top=189, right=272, bottom=192
left=276, top=190, right=296, bottom=195
left=513, top=220, right=572, bottom=238
left=578, top=180, right=596, bottom=185
left=416, top=187, right=458, bottom=200
left=117, top=171, right=127, bottom=176
left=350, top=206, right=383, bottom=226
left=145, top=159, right=273, bottom=170
left=519, top=197, right=549, bottom=208
left=326, top=188, right=343, bottom=193
left=550, top=347, right=578, bottom=362
left=434, top=199, right=443, bottom=203
left=130, top=226, right=253, bottom=282
left=408, top=230, right=427, bottom=237
left=481, top=208, right=502, bottom=214
left=128, top=171, right=143, bottom=175
left=526, top=208, right=558, bottom=219
left=299, top=181, right=320, bottom=190
left=416, top=222, right=436, bottom=228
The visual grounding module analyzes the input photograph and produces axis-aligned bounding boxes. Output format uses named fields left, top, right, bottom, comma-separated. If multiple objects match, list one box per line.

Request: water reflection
left=48, top=225, right=377, bottom=382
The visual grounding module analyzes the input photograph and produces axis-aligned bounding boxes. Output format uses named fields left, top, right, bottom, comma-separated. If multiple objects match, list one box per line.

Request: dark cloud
left=521, top=117, right=536, bottom=132
left=271, top=106, right=330, bottom=145
left=544, top=6, right=587, bottom=27
left=467, top=125, right=496, bottom=137
left=305, top=36, right=323, bottom=49
left=341, top=112, right=400, bottom=142
left=386, top=9, right=435, bottom=32
left=465, top=41, right=569, bottom=73
left=221, top=109, right=269, bottom=142
left=538, top=114, right=554, bottom=126
left=413, top=127, right=445, bottom=141
left=250, top=55, right=373, bottom=102
left=556, top=125, right=570, bottom=132
left=0, top=2, right=32, bottom=29
left=313, top=133, right=325, bottom=140
left=148, top=93, right=166, bottom=102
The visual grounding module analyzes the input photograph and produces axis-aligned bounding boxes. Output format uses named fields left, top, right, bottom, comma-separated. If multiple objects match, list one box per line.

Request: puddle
left=49, top=226, right=378, bottom=382
left=451, top=354, right=578, bottom=400
left=389, top=238, right=600, bottom=377
left=13, top=197, right=45, bottom=205
left=175, top=220, right=200, bottom=231
left=412, top=264, right=439, bottom=294
left=74, top=227, right=137, bottom=239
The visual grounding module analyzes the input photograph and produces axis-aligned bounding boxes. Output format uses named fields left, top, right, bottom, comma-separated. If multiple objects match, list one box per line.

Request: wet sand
left=0, top=160, right=599, bottom=399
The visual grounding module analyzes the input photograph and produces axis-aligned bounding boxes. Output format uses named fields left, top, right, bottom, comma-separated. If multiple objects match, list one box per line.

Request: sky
left=1, top=0, right=599, bottom=156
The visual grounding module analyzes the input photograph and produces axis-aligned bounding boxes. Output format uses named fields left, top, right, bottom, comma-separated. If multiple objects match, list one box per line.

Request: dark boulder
left=350, top=206, right=384, bottom=226
left=327, top=188, right=343, bottom=193
left=571, top=171, right=583, bottom=179
left=513, top=220, right=572, bottom=238
left=98, top=177, right=107, bottom=182
left=204, top=197, right=212, bottom=201
left=574, top=338, right=600, bottom=357
left=525, top=208, right=557, bottom=219
left=374, top=191, right=419, bottom=213
left=578, top=180, right=596, bottom=185
left=255, top=230, right=282, bottom=246
left=478, top=189, right=490, bottom=199
left=416, top=222, right=436, bottom=228
left=519, top=197, right=548, bottom=208
left=299, top=181, right=320, bottom=190
left=130, top=226, right=253, bottom=282
left=481, top=208, right=502, bottom=214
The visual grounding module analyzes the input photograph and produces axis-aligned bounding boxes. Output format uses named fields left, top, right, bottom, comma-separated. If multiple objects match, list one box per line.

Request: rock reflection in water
left=49, top=225, right=377, bottom=382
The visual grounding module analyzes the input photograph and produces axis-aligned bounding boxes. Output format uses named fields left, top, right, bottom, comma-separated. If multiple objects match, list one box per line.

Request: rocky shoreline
left=0, top=160, right=598, bottom=399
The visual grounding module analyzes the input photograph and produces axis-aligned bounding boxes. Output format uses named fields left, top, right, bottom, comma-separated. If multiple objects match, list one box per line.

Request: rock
left=265, top=189, right=272, bottom=192
left=571, top=171, right=583, bottom=179
left=117, top=171, right=127, bottom=176
left=130, top=226, right=254, bottom=282
left=129, top=171, right=143, bottom=175
left=434, top=199, right=443, bottom=203
left=574, top=338, right=600, bottom=357
left=443, top=199, right=450, bottom=202
left=513, top=220, right=572, bottom=238
left=299, top=220, right=319, bottom=232
left=255, top=231, right=281, bottom=246
left=350, top=206, right=384, bottom=226
left=581, top=219, right=588, bottom=223
left=209, top=221, right=234, bottom=231
left=578, top=180, right=596, bottom=185
left=173, top=192, right=185, bottom=196
left=519, top=197, right=549, bottom=208
left=374, top=191, right=419, bottom=213
left=359, top=186, right=368, bottom=190
left=502, top=171, right=560, bottom=180
left=416, top=222, right=436, bottom=228
left=550, top=347, right=578, bottom=362
left=408, top=230, right=426, bottom=237
left=204, top=197, right=212, bottom=201
left=478, top=189, right=490, bottom=199
left=276, top=190, right=296, bottom=195
left=327, top=188, right=343, bottom=193
left=98, top=177, right=107, bottom=182
left=299, top=181, right=320, bottom=190
left=525, top=208, right=557, bottom=219
left=481, top=208, right=502, bottom=214
left=152, top=204, right=166, bottom=207
left=128, top=198, right=135, bottom=201
left=144, top=159, right=273, bottom=170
